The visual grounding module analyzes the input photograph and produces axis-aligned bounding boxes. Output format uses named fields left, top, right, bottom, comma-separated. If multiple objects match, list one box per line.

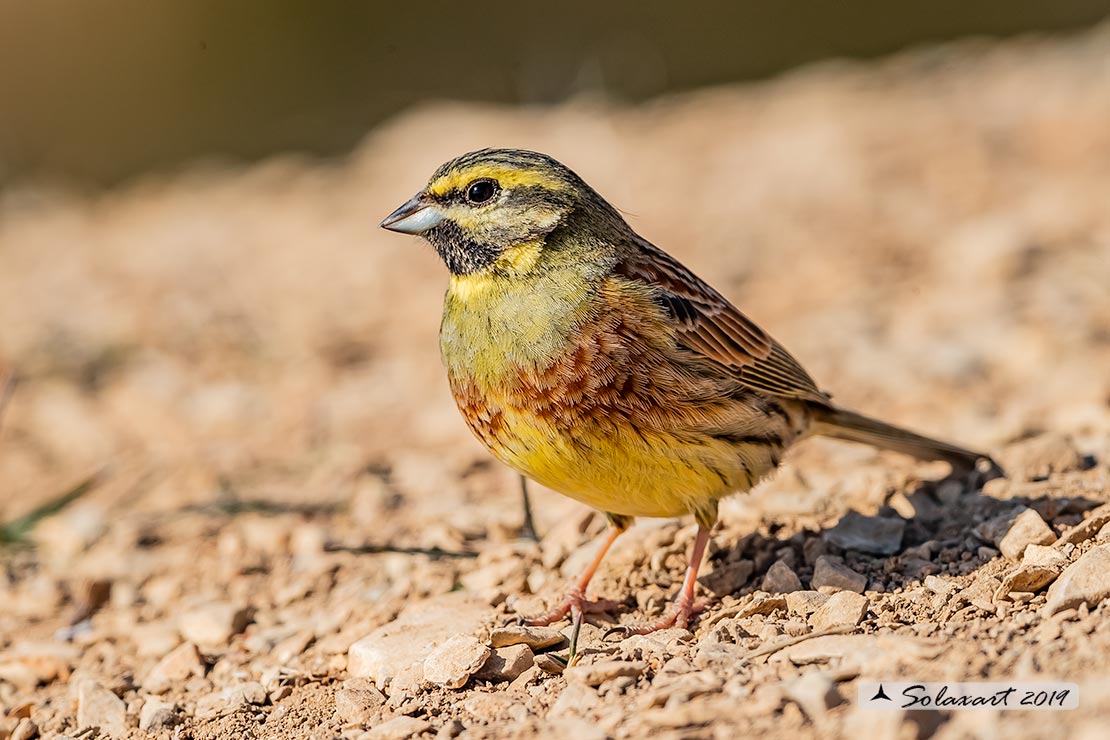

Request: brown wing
left=615, top=238, right=831, bottom=404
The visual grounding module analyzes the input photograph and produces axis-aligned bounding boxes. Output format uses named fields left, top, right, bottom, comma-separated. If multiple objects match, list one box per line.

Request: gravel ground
left=2, top=24, right=1110, bottom=740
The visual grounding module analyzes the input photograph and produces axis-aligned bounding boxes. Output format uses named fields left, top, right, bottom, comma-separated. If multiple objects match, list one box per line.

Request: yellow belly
left=481, top=406, right=754, bottom=520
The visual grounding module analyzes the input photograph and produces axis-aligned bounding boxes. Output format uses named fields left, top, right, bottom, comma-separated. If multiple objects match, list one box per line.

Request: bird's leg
left=610, top=523, right=711, bottom=636
left=519, top=514, right=630, bottom=627
left=519, top=475, right=539, bottom=542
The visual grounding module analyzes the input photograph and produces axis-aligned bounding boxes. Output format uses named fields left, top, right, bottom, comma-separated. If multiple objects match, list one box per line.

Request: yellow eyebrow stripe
left=428, top=165, right=563, bottom=197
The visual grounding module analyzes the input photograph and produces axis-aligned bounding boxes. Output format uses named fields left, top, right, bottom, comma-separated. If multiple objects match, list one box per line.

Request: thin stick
left=743, top=625, right=855, bottom=662
left=519, top=475, right=539, bottom=542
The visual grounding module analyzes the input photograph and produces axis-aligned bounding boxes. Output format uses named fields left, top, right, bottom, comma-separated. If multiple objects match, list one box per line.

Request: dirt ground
left=3, top=24, right=1110, bottom=740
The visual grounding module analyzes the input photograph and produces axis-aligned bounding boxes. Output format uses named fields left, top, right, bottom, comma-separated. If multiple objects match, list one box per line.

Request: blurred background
left=3, top=5, right=1110, bottom=739
left=3, top=0, right=1110, bottom=188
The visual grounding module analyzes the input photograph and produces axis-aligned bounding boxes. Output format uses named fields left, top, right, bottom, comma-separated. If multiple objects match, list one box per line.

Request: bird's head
left=380, top=149, right=623, bottom=276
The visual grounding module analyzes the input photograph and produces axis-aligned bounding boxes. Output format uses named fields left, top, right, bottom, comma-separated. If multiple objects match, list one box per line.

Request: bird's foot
left=603, top=592, right=705, bottom=639
left=515, top=585, right=620, bottom=627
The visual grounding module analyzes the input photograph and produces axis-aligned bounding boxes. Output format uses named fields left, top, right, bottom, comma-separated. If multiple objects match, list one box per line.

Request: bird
left=380, top=148, right=998, bottom=636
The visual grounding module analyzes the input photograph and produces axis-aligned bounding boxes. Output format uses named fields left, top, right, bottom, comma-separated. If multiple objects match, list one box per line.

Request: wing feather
left=615, top=239, right=830, bottom=404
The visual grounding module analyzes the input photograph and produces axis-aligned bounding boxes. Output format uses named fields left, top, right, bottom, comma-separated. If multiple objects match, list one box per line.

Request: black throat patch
left=424, top=220, right=500, bottom=276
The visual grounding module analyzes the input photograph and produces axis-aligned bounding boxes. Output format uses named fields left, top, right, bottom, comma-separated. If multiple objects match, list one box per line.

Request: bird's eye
left=465, top=179, right=499, bottom=204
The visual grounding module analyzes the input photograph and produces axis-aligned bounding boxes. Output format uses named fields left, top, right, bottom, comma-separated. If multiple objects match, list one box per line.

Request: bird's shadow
left=707, top=463, right=1103, bottom=603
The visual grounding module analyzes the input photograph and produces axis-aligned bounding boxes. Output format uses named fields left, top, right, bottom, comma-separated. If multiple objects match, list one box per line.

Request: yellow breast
left=442, top=270, right=770, bottom=523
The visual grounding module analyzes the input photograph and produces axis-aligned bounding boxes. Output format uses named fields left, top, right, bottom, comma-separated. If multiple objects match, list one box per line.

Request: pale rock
left=999, top=432, right=1082, bottom=479
left=0, top=640, right=78, bottom=688
left=130, top=622, right=181, bottom=658
left=1023, top=544, right=1067, bottom=569
left=274, top=629, right=314, bottom=664
left=958, top=573, right=1002, bottom=614
left=535, top=653, right=567, bottom=675
left=996, top=550, right=1064, bottom=601
left=143, top=642, right=205, bottom=693
left=809, top=592, right=868, bottom=631
left=335, top=678, right=386, bottom=725
left=737, top=594, right=787, bottom=617
left=347, top=593, right=488, bottom=689
left=998, top=508, right=1057, bottom=560
left=811, top=556, right=866, bottom=594
left=177, top=602, right=252, bottom=646
left=762, top=560, right=802, bottom=594
left=784, top=671, right=843, bottom=719
left=1044, top=545, right=1110, bottom=616
left=138, top=697, right=176, bottom=730
left=549, top=682, right=600, bottom=717
left=12, top=719, right=38, bottom=740
left=194, top=682, right=266, bottom=719
left=1058, top=503, right=1110, bottom=546
left=365, top=715, right=432, bottom=740
left=422, top=634, right=490, bottom=689
left=474, top=644, right=534, bottom=683
left=77, top=680, right=127, bottom=738
left=488, top=625, right=564, bottom=650
left=777, top=634, right=941, bottom=672
left=786, top=590, right=829, bottom=617
left=923, top=575, right=956, bottom=596
left=563, top=660, right=645, bottom=687
left=825, top=512, right=904, bottom=555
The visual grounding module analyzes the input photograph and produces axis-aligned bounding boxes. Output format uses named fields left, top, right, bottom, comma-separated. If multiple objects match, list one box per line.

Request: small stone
left=177, top=602, right=252, bottom=646
left=138, top=698, right=176, bottom=730
left=958, top=573, right=1002, bottom=613
left=998, top=509, right=1057, bottom=561
left=809, top=592, right=868, bottom=631
left=474, top=644, right=534, bottom=683
left=365, top=715, right=432, bottom=740
left=195, top=682, right=266, bottom=719
left=698, top=559, right=754, bottom=595
left=489, top=625, right=565, bottom=650
left=12, top=718, right=39, bottom=740
left=811, top=556, right=866, bottom=594
left=534, top=653, right=566, bottom=675
left=784, top=672, right=843, bottom=719
left=77, top=680, right=127, bottom=738
left=563, top=660, right=646, bottom=687
left=422, top=634, right=491, bottom=689
left=762, top=561, right=802, bottom=594
left=786, top=590, right=829, bottom=617
left=1000, top=432, right=1082, bottom=479
left=996, top=566, right=1059, bottom=601
left=335, top=678, right=386, bottom=725
left=347, top=593, right=488, bottom=689
left=1058, top=503, right=1110, bottom=546
left=825, top=512, right=905, bottom=555
left=274, top=629, right=314, bottom=664
left=130, top=622, right=181, bottom=659
left=549, top=682, right=600, bottom=717
left=1023, top=544, right=1067, bottom=569
left=923, top=575, right=956, bottom=596
left=143, top=642, right=205, bottom=694
left=736, top=595, right=787, bottom=617
left=1044, top=545, right=1110, bottom=616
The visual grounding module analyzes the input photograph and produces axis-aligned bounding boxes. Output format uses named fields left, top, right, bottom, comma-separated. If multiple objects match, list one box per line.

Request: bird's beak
left=379, top=194, right=444, bottom=235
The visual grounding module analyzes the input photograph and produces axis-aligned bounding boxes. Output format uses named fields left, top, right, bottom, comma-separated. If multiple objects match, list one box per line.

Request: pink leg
left=613, top=524, right=711, bottom=635
left=520, top=524, right=625, bottom=625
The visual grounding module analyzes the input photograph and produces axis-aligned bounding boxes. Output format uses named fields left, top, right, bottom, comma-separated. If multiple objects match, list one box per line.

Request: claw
left=517, top=586, right=620, bottom=627
left=602, top=625, right=630, bottom=642
left=607, top=595, right=706, bottom=637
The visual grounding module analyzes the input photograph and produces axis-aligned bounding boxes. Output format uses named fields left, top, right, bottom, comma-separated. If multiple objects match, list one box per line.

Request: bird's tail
left=810, top=406, right=1002, bottom=477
